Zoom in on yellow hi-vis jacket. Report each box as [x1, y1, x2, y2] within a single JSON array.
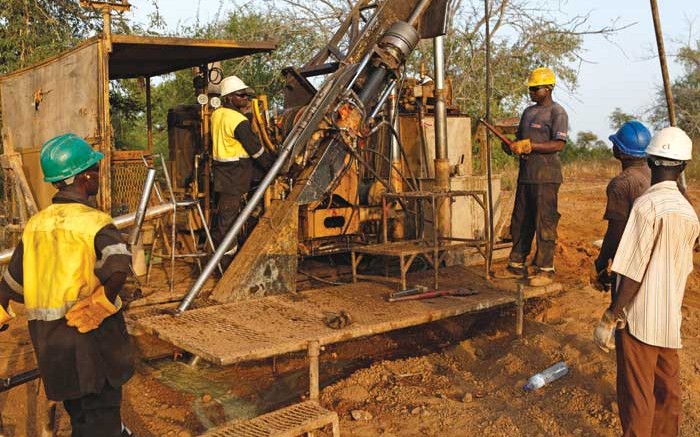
[[22, 203, 116, 321], [211, 107, 251, 162]]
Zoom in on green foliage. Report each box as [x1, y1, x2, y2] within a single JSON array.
[[407, 0, 585, 123], [560, 131, 612, 163], [650, 38, 700, 139], [608, 107, 636, 130], [0, 0, 624, 170], [108, 2, 330, 151], [177, 3, 327, 105], [0, 0, 102, 73], [110, 80, 146, 150], [647, 38, 700, 181]]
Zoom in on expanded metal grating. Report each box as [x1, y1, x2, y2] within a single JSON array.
[[199, 401, 338, 437], [111, 160, 151, 216], [134, 269, 557, 366]]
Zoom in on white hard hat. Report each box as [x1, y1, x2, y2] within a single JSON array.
[[646, 126, 693, 161], [220, 75, 250, 97]]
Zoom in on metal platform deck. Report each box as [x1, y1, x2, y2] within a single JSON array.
[[134, 267, 562, 367], [198, 401, 339, 437]]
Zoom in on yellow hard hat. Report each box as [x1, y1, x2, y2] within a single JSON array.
[[527, 67, 556, 87]]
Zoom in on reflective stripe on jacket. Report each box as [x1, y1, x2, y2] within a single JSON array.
[[211, 107, 251, 161], [22, 203, 115, 321]]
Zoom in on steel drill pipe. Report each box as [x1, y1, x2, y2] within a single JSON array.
[[0, 203, 174, 265], [128, 167, 157, 246], [433, 35, 451, 239]]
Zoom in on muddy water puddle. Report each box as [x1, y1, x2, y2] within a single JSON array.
[[146, 354, 371, 428], [143, 313, 482, 430]]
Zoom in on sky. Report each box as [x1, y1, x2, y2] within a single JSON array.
[[125, 0, 696, 143]]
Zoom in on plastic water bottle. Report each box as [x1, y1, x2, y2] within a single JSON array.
[[524, 361, 569, 391]]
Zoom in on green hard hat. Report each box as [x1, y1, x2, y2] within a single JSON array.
[[40, 133, 103, 183]]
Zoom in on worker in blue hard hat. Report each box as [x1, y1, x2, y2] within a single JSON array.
[[594, 126, 698, 436], [0, 133, 134, 436], [590, 120, 651, 297]]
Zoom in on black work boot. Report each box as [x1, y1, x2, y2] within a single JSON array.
[[503, 262, 527, 278]]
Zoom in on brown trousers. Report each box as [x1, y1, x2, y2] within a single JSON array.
[[616, 328, 681, 437], [508, 183, 561, 269]]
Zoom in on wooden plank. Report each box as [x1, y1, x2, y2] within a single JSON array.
[[111, 150, 150, 161], [0, 154, 38, 216]]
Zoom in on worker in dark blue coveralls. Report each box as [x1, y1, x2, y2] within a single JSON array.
[[504, 67, 569, 287]]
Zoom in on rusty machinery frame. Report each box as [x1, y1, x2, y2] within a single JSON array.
[[177, 0, 451, 313], [0, 2, 276, 223]]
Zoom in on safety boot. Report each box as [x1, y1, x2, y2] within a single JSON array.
[[502, 262, 526, 279], [529, 270, 555, 287]]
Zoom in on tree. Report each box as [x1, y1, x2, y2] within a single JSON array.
[[401, 0, 627, 123], [110, 2, 328, 152], [266, 0, 624, 120], [608, 107, 636, 130], [650, 39, 700, 139], [560, 131, 611, 162], [0, 0, 105, 74]]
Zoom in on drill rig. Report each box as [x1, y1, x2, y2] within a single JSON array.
[[175, 0, 467, 310], [0, 0, 494, 308]]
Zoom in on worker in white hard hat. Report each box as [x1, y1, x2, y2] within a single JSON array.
[[594, 126, 699, 437], [210, 75, 275, 268]]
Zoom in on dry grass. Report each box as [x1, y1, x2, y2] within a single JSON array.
[[563, 159, 619, 182], [496, 159, 620, 191], [684, 160, 700, 184], [498, 159, 699, 194]]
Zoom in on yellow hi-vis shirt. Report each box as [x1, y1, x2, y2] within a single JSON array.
[[21, 203, 116, 321], [211, 107, 251, 162]]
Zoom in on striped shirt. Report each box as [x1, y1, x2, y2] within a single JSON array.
[[612, 181, 699, 348]]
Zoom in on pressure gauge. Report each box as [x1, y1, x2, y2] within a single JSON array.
[[197, 93, 209, 105], [210, 96, 222, 109]]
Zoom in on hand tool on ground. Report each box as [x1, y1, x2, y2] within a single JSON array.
[[388, 288, 478, 302], [1, 368, 41, 393], [388, 285, 428, 299]]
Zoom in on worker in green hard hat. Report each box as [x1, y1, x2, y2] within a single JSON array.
[[0, 133, 134, 436]]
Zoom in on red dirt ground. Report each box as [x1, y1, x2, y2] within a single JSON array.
[[1, 174, 699, 436]]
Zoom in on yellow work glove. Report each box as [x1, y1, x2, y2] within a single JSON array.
[[65, 286, 118, 334], [1, 304, 16, 324], [593, 309, 622, 353], [509, 139, 532, 155]]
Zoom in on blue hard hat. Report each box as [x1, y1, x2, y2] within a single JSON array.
[[609, 121, 651, 158]]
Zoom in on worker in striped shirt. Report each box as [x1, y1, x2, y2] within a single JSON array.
[[594, 126, 699, 437]]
